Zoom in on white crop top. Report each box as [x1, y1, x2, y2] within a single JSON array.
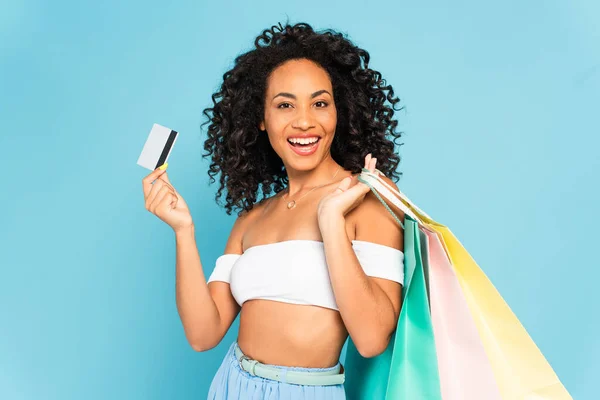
[[207, 239, 404, 311]]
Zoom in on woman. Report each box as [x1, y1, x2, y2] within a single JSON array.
[[142, 22, 406, 399]]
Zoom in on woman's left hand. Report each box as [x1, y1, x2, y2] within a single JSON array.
[[317, 153, 377, 222]]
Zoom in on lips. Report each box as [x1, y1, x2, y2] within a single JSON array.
[[287, 136, 321, 156]]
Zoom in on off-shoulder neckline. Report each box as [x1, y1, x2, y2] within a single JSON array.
[[220, 239, 403, 256]]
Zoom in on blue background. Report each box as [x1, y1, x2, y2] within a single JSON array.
[[1, 0, 597, 398]]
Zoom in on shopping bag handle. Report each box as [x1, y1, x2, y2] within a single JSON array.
[[357, 167, 432, 227]]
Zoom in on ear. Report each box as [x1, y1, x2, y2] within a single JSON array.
[[259, 121, 265, 131]]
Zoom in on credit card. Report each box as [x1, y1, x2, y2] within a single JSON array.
[[137, 123, 179, 171]]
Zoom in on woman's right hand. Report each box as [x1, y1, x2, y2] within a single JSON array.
[[142, 166, 193, 232]]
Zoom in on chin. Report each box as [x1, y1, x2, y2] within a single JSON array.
[[281, 140, 332, 170], [283, 158, 320, 172]]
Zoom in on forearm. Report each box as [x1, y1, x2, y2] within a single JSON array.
[[174, 225, 221, 348], [319, 217, 397, 357]]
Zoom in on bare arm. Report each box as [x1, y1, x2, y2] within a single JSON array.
[[319, 176, 404, 358], [175, 212, 249, 351]]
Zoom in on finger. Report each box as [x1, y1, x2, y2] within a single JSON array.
[[159, 171, 172, 185], [337, 176, 353, 191], [145, 180, 161, 208], [162, 191, 178, 211], [156, 192, 177, 214], [149, 187, 174, 213], [147, 185, 171, 211], [146, 184, 163, 210], [164, 183, 178, 208], [156, 172, 180, 199], [346, 178, 371, 197], [145, 176, 177, 206], [155, 175, 176, 193], [142, 168, 167, 198], [370, 157, 377, 172]]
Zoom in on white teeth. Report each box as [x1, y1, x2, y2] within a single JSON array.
[[288, 137, 319, 145]]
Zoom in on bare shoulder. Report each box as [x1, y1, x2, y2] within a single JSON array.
[[222, 194, 275, 254], [351, 175, 405, 252]]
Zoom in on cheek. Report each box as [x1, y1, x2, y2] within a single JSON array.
[[263, 110, 287, 133], [321, 108, 337, 134], [263, 113, 287, 149]]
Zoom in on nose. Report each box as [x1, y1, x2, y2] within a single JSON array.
[[291, 107, 316, 131]]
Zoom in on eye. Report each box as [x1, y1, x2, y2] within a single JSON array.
[[315, 101, 328, 108], [277, 103, 293, 109]]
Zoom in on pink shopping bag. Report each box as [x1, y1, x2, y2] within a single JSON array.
[[424, 228, 501, 400]]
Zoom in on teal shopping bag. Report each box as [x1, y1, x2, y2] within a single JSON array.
[[344, 216, 442, 399]]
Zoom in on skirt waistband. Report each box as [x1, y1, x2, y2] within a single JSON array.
[[233, 343, 345, 386]]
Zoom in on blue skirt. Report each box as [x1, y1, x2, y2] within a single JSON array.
[[207, 341, 346, 399]]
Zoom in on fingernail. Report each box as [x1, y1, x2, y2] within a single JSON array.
[[158, 163, 168, 170]]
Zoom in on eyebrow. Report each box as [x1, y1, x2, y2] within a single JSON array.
[[272, 89, 331, 101]]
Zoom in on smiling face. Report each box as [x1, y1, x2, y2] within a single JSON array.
[[259, 58, 337, 172]]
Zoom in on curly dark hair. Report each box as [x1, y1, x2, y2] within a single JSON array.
[[201, 21, 405, 216]]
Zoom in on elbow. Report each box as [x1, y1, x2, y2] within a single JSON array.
[[191, 343, 214, 352], [190, 338, 217, 352], [355, 334, 390, 359], [183, 317, 223, 352], [188, 332, 220, 353], [357, 343, 387, 359]]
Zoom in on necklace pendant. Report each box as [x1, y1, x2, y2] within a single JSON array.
[[287, 200, 296, 209]]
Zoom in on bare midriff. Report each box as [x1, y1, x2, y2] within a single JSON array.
[[236, 299, 348, 368]]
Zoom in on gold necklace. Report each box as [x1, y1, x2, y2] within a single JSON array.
[[283, 166, 342, 210]]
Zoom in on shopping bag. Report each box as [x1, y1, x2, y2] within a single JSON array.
[[419, 229, 432, 304], [425, 229, 502, 400], [385, 216, 442, 399], [357, 170, 498, 399], [358, 168, 572, 400], [433, 225, 571, 399], [344, 323, 394, 398], [344, 215, 441, 399]]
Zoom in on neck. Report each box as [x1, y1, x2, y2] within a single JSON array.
[[284, 155, 343, 197]]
